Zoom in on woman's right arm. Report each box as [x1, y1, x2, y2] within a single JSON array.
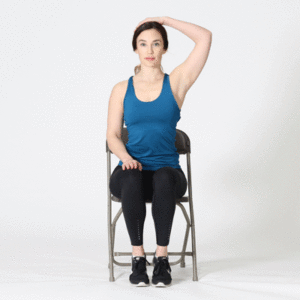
[[107, 135, 133, 163], [106, 82, 142, 171], [106, 81, 133, 162]]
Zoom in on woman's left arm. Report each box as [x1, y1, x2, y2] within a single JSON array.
[[164, 17, 212, 90]]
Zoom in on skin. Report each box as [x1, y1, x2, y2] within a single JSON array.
[[133, 28, 167, 83]]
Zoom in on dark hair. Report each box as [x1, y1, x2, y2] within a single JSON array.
[[132, 21, 168, 75]]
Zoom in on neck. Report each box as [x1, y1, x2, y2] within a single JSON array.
[[137, 67, 164, 82]]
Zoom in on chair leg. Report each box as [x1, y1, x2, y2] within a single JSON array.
[[186, 152, 199, 281], [108, 206, 123, 279], [191, 222, 198, 281], [108, 204, 115, 281], [176, 202, 190, 268], [189, 199, 199, 281], [108, 225, 116, 271], [107, 152, 115, 282], [108, 220, 116, 269], [112, 207, 123, 256], [181, 222, 190, 268], [112, 218, 116, 255]]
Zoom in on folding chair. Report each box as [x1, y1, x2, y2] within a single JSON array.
[[106, 123, 198, 282]]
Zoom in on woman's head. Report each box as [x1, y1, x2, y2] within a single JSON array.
[[132, 22, 168, 75]]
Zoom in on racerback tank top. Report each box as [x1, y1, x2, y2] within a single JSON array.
[[118, 73, 182, 171]]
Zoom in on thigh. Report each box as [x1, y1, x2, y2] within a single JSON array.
[[141, 170, 155, 201], [153, 167, 187, 198], [109, 165, 153, 200]]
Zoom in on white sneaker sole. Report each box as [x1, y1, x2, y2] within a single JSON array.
[[131, 281, 150, 287], [152, 281, 172, 287]]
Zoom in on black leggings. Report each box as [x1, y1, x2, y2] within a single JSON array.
[[109, 165, 188, 246]]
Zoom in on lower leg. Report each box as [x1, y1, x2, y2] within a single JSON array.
[[120, 172, 146, 251], [151, 170, 177, 254], [132, 245, 145, 256], [156, 245, 168, 257], [152, 192, 176, 251]]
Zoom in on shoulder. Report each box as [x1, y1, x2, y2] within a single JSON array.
[[112, 79, 130, 106], [113, 79, 129, 93]]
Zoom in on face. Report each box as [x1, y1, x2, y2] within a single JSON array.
[[134, 29, 166, 68]]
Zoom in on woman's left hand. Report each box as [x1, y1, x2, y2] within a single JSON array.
[[134, 17, 166, 32]]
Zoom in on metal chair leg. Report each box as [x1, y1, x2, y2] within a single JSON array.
[[107, 151, 115, 281], [108, 198, 115, 281], [176, 202, 191, 268], [187, 152, 198, 281]]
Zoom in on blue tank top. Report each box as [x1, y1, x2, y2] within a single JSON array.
[[118, 73, 182, 171]]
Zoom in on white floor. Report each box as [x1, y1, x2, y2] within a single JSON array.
[[0, 236, 299, 300]]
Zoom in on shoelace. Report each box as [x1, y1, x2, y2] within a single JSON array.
[[133, 257, 151, 273], [153, 258, 171, 276]]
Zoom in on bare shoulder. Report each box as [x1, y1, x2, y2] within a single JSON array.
[[107, 79, 130, 139], [112, 79, 129, 107]]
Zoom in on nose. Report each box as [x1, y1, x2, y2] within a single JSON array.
[[147, 47, 154, 53]]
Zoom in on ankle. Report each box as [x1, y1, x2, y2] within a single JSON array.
[[156, 245, 168, 257], [132, 245, 145, 256]]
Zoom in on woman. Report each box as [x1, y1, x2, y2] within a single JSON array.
[[107, 16, 212, 287]]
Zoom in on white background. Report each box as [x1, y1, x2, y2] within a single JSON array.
[[1, 0, 299, 299]]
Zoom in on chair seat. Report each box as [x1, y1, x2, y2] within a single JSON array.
[[111, 195, 189, 203]]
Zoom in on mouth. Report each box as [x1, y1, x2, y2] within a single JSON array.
[[145, 57, 155, 61]]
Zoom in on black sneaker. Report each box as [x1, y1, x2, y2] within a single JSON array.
[[129, 254, 151, 287], [152, 251, 172, 287]]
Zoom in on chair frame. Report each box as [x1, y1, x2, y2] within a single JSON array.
[[106, 123, 198, 281]]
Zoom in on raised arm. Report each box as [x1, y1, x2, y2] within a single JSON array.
[[165, 17, 212, 93]]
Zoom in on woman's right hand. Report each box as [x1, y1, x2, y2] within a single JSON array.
[[122, 158, 142, 171]]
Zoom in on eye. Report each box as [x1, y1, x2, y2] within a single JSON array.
[[140, 42, 160, 46]]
